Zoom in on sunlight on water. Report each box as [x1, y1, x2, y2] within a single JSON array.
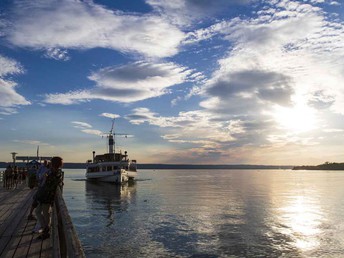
[[62, 169, 344, 257], [278, 194, 323, 252]]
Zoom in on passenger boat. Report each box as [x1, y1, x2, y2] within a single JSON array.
[[85, 121, 137, 184]]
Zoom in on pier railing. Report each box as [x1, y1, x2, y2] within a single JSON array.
[[52, 186, 85, 258]]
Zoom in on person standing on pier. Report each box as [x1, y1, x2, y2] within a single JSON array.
[[37, 160, 50, 187], [27, 160, 50, 221], [35, 156, 63, 240], [4, 165, 13, 189], [13, 166, 18, 188]]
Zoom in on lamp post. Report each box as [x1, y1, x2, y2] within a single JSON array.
[[11, 152, 17, 166]]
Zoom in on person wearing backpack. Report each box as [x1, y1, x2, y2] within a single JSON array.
[[35, 156, 63, 240]]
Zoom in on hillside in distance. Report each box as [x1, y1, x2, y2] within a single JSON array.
[[293, 162, 344, 170]]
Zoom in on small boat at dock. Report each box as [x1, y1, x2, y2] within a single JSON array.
[[85, 121, 137, 184]]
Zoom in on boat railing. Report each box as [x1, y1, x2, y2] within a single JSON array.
[[0, 170, 4, 187], [52, 186, 85, 258]]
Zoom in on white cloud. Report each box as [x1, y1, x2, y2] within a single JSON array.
[[146, 0, 253, 26], [44, 61, 195, 104], [71, 121, 103, 136], [13, 139, 50, 146], [100, 113, 121, 119], [124, 0, 344, 163], [0, 55, 30, 114], [193, 0, 344, 132], [125, 107, 237, 155], [309, 0, 340, 5], [5, 0, 185, 58], [80, 129, 103, 136], [0, 54, 23, 77], [71, 121, 92, 129], [0, 79, 30, 108], [44, 48, 70, 61], [323, 128, 344, 133], [44, 90, 92, 105]]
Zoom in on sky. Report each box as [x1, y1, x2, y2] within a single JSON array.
[[0, 0, 343, 165]]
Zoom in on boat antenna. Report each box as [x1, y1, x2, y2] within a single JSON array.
[[106, 118, 129, 153], [110, 119, 115, 134], [108, 119, 115, 154]]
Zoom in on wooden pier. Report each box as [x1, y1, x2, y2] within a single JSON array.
[[0, 173, 85, 258]]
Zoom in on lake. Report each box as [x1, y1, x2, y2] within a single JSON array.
[[62, 169, 344, 257]]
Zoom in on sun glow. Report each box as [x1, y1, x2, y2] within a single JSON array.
[[273, 104, 317, 133]]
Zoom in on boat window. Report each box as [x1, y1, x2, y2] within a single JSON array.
[[102, 166, 106, 171], [107, 166, 112, 171]]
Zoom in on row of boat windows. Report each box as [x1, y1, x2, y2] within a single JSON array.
[[87, 166, 122, 173]]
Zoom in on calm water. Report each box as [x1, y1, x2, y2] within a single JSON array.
[[62, 169, 344, 258]]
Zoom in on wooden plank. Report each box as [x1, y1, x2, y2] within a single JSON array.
[[0, 189, 28, 230], [0, 178, 85, 258], [28, 207, 53, 258], [0, 185, 27, 219], [3, 219, 36, 258], [0, 188, 35, 256], [0, 187, 31, 236], [28, 234, 45, 258], [51, 205, 60, 258], [40, 231, 53, 258]]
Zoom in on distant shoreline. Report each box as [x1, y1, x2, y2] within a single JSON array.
[[292, 162, 344, 170], [3, 161, 344, 170], [0, 161, 293, 170]]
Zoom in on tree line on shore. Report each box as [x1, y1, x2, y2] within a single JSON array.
[[292, 162, 344, 170]]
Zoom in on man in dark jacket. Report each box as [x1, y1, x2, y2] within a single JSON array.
[[35, 156, 63, 240]]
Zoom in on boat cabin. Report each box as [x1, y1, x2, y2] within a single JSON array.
[[93, 152, 128, 163]]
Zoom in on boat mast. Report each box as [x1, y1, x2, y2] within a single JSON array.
[[108, 119, 115, 154]]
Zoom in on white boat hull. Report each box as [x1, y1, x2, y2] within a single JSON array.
[[86, 169, 129, 184], [127, 170, 138, 180]]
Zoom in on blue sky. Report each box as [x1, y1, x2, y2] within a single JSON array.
[[0, 0, 343, 165]]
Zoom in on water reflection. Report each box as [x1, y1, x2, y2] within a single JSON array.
[[63, 169, 344, 257], [85, 181, 136, 227], [276, 192, 324, 253]]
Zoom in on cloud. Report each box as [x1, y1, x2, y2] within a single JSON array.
[[13, 139, 50, 146], [123, 0, 344, 163], [193, 0, 344, 130], [146, 0, 254, 26], [308, 90, 335, 109], [0, 54, 23, 77], [71, 121, 102, 136], [44, 48, 70, 61], [44, 90, 91, 105], [205, 70, 293, 106], [80, 129, 103, 136], [0, 55, 30, 114], [44, 61, 195, 104], [100, 113, 121, 119], [5, 0, 185, 58], [125, 107, 238, 152], [125, 107, 269, 163], [308, 0, 340, 5], [71, 121, 92, 129]]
